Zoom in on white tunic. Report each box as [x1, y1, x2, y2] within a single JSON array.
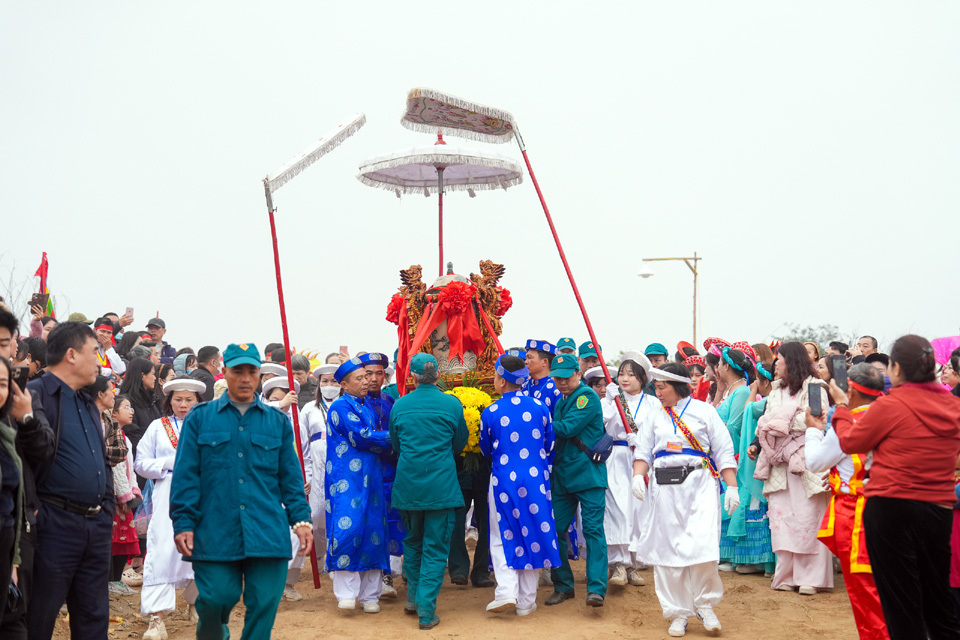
[[301, 400, 329, 522], [134, 416, 194, 589], [265, 399, 313, 571], [601, 390, 658, 549], [633, 398, 736, 567]]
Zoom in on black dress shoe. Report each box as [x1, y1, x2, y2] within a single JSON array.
[[450, 575, 468, 585], [545, 590, 575, 605], [472, 575, 495, 588], [586, 592, 604, 607]]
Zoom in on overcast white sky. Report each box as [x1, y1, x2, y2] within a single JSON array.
[[2, 2, 957, 359]]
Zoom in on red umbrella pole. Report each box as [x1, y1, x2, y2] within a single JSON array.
[[438, 167, 445, 277], [265, 189, 322, 589], [514, 130, 633, 433]]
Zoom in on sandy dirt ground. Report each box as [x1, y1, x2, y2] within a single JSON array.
[[64, 553, 859, 640]]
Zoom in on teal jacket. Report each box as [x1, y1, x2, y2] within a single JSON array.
[[389, 383, 468, 511], [170, 393, 311, 562], [551, 382, 607, 494]]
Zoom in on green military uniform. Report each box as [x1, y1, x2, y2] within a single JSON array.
[[548, 355, 608, 600], [389, 354, 468, 628]]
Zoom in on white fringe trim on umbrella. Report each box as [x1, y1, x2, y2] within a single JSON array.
[[264, 113, 366, 194], [400, 88, 515, 144], [356, 151, 523, 195]]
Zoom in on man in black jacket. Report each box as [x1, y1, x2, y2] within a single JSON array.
[[25, 322, 115, 640], [189, 345, 221, 401]]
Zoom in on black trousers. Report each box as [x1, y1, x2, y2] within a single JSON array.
[[864, 496, 960, 640], [448, 465, 490, 583], [26, 503, 112, 640], [0, 520, 35, 640], [0, 525, 14, 620]]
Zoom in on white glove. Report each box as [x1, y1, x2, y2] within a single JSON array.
[[625, 432, 640, 448], [605, 382, 619, 401], [723, 485, 740, 516], [631, 475, 646, 501]]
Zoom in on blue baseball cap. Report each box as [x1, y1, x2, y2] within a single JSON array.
[[556, 337, 576, 353], [410, 352, 438, 374], [578, 341, 601, 358], [526, 339, 557, 355], [644, 342, 669, 357], [549, 353, 580, 378], [223, 343, 262, 368]]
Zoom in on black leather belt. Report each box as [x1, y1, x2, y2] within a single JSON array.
[[41, 495, 103, 518]]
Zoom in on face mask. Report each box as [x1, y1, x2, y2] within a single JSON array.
[[320, 385, 340, 401]]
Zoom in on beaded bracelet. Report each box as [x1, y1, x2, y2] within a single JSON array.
[[293, 521, 313, 532]]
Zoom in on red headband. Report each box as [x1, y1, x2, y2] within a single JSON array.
[[849, 379, 883, 397]]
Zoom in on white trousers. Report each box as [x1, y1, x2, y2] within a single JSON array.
[[331, 570, 382, 604], [653, 563, 723, 620], [608, 544, 643, 568], [141, 579, 197, 616], [487, 483, 538, 610], [390, 555, 403, 575]]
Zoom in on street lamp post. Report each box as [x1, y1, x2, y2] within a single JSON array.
[[639, 252, 702, 346]]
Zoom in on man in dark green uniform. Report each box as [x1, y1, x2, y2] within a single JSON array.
[[544, 353, 608, 608], [389, 353, 469, 630]]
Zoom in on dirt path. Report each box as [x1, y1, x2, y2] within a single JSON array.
[[89, 562, 858, 640]]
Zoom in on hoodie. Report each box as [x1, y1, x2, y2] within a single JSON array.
[[834, 381, 960, 507]]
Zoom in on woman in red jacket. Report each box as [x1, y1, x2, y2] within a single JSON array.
[[831, 334, 960, 640]]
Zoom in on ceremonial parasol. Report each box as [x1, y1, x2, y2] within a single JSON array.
[[399, 88, 634, 433], [357, 134, 523, 276], [262, 112, 366, 588]]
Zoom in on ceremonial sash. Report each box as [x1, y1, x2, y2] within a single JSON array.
[[161, 416, 179, 449], [97, 349, 109, 369], [665, 406, 720, 479]]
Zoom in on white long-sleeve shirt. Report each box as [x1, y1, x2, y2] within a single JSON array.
[[805, 427, 871, 495], [98, 346, 126, 377]]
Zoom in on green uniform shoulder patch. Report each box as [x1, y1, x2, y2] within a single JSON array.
[[576, 395, 588, 410]]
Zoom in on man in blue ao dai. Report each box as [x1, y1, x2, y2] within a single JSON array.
[[324, 358, 393, 613], [481, 355, 561, 616]]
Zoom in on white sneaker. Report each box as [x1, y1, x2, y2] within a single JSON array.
[[608, 563, 628, 586], [668, 617, 688, 637], [122, 567, 143, 587], [283, 585, 303, 601], [798, 585, 817, 596], [698, 606, 721, 635], [337, 598, 356, 610], [776, 584, 795, 592], [142, 615, 167, 640], [381, 574, 397, 599], [717, 562, 735, 572], [486, 599, 517, 612], [465, 526, 479, 542], [187, 604, 199, 623], [516, 603, 537, 616], [735, 564, 761, 575], [627, 568, 645, 586], [361, 601, 380, 613]]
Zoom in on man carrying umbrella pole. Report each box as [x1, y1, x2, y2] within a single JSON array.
[[171, 343, 313, 640]]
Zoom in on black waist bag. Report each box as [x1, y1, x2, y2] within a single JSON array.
[[570, 434, 615, 464], [654, 464, 699, 485]]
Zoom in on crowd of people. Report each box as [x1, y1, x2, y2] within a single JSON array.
[[1, 298, 959, 639]]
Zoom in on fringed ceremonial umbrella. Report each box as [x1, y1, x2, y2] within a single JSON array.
[[262, 112, 366, 588], [399, 88, 633, 433], [357, 134, 523, 277]]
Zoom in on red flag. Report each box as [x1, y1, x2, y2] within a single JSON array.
[[34, 252, 48, 292]]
